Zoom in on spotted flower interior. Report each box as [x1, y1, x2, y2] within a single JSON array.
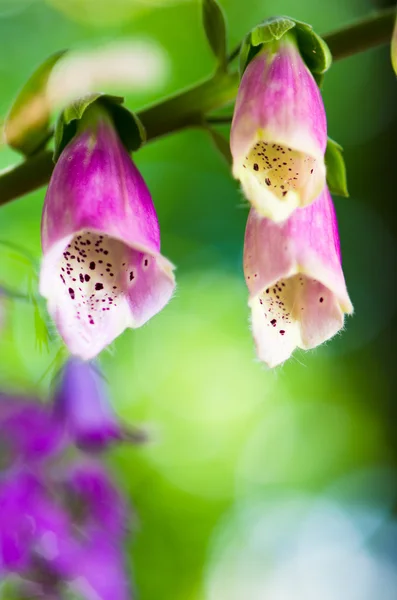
[[243, 141, 316, 201], [250, 273, 342, 367], [57, 231, 153, 350], [255, 275, 328, 334]]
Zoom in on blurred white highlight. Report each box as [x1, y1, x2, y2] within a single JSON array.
[[2, 39, 168, 152], [47, 40, 169, 109], [206, 488, 397, 600]]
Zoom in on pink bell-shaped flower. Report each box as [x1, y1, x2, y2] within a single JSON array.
[[40, 103, 175, 359], [244, 186, 353, 367], [231, 35, 327, 222]]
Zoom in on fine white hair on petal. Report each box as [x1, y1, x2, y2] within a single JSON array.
[[47, 39, 169, 110], [250, 273, 347, 368]]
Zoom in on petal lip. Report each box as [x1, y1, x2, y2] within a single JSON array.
[[40, 111, 175, 359], [244, 187, 353, 367]]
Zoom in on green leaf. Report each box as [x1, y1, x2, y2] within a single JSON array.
[[206, 127, 232, 164], [294, 20, 332, 77], [325, 137, 349, 197], [251, 16, 296, 46], [202, 0, 227, 69], [4, 50, 67, 156], [53, 94, 146, 161], [239, 16, 332, 83]]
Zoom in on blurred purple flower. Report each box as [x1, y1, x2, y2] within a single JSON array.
[[53, 358, 123, 452], [62, 460, 128, 539], [0, 460, 131, 598], [230, 34, 327, 222], [0, 468, 70, 575], [40, 102, 175, 360], [69, 533, 131, 600], [0, 396, 62, 469], [53, 461, 131, 598]]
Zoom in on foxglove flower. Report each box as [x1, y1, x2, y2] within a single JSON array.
[[54, 358, 122, 451], [40, 103, 175, 360], [231, 35, 327, 222], [244, 187, 353, 367]]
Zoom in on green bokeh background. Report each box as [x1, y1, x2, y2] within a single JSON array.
[[0, 0, 396, 598]]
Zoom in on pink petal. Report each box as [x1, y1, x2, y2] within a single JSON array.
[[231, 36, 327, 222]]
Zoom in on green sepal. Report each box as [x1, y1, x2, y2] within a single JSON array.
[[4, 50, 67, 156], [206, 126, 232, 165], [202, 0, 227, 70], [251, 16, 295, 46], [325, 137, 349, 197], [293, 19, 332, 84], [239, 16, 332, 84], [53, 93, 146, 162]]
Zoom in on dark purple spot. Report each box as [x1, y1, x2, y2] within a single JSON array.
[[68, 288, 75, 300], [280, 330, 285, 335], [89, 262, 95, 270], [319, 297, 324, 303], [95, 283, 104, 291]]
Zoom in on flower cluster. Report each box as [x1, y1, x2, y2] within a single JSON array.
[[37, 34, 352, 369], [0, 359, 134, 599], [231, 35, 353, 366]]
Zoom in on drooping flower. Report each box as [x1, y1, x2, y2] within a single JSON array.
[[40, 102, 175, 360], [0, 386, 132, 597], [230, 34, 327, 223], [0, 459, 131, 597], [53, 358, 123, 451], [244, 187, 353, 367]]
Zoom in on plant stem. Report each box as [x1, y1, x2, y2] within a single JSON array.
[[0, 150, 53, 206], [0, 7, 395, 207], [0, 284, 36, 303], [227, 5, 396, 64], [206, 114, 234, 124], [138, 70, 239, 140], [325, 6, 396, 60]]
